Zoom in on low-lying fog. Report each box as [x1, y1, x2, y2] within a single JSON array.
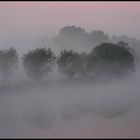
[[1, 2, 140, 138], [0, 64, 140, 138]]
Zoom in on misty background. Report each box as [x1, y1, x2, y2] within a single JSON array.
[[0, 1, 140, 138]]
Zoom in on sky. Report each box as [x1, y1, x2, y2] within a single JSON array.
[[0, 2, 140, 52]]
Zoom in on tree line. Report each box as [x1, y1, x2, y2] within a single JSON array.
[[0, 41, 135, 82]]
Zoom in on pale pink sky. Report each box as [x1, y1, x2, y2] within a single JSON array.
[[0, 2, 140, 36], [0, 2, 140, 51]]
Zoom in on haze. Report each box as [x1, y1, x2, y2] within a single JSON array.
[[0, 2, 140, 53], [0, 2, 140, 138]]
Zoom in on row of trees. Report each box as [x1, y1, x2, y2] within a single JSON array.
[[58, 42, 135, 79], [0, 41, 135, 82], [44, 26, 140, 63]]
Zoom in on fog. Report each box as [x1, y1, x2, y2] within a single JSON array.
[[1, 2, 140, 55], [0, 62, 139, 138], [0, 30, 140, 138], [0, 2, 140, 138], [0, 28, 140, 138]]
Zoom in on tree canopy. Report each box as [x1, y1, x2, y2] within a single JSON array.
[[57, 49, 81, 78], [0, 47, 18, 80], [87, 42, 135, 79], [23, 48, 56, 81]]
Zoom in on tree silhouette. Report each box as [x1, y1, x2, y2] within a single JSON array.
[[23, 48, 55, 81], [53, 25, 89, 52], [0, 47, 18, 80], [89, 30, 109, 46], [57, 49, 81, 78], [87, 42, 135, 79], [78, 52, 89, 77]]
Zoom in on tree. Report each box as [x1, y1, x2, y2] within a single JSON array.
[[53, 26, 111, 53], [23, 48, 56, 81], [59, 25, 86, 38], [0, 47, 18, 80], [57, 50, 81, 78], [53, 25, 89, 52], [87, 42, 135, 79], [110, 35, 140, 63], [117, 41, 136, 61], [89, 30, 109, 45], [78, 52, 89, 77]]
